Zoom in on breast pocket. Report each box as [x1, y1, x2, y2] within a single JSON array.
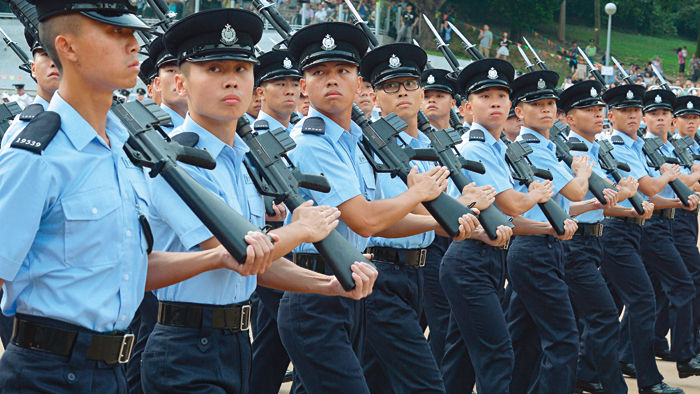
[[359, 160, 376, 199], [243, 173, 266, 224], [61, 189, 122, 266]]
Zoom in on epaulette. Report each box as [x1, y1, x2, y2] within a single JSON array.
[[469, 129, 485, 142], [301, 117, 325, 135], [10, 111, 61, 154], [521, 133, 540, 143], [170, 132, 199, 147], [568, 136, 581, 143], [611, 135, 624, 145], [18, 103, 44, 122]]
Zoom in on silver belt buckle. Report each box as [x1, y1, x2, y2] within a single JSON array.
[[501, 238, 511, 250], [240, 304, 251, 331], [417, 249, 427, 267], [118, 333, 135, 364]]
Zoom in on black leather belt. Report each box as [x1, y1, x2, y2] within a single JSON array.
[[10, 318, 134, 365], [293, 253, 326, 274], [157, 301, 251, 332], [366, 247, 427, 267], [606, 216, 645, 226], [574, 223, 604, 237], [651, 208, 675, 219]]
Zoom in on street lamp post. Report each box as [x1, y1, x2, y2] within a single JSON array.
[[604, 2, 616, 67]]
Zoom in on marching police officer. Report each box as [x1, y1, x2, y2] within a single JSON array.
[[354, 73, 376, 120], [139, 57, 160, 105], [254, 49, 303, 133], [148, 35, 187, 133], [421, 68, 455, 131], [502, 104, 521, 142]]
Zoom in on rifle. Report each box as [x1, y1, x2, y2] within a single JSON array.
[[253, 0, 295, 45], [522, 37, 549, 71], [596, 138, 646, 214], [668, 134, 700, 169], [502, 138, 571, 235], [238, 117, 373, 290], [0, 101, 21, 146], [421, 14, 460, 71], [111, 99, 269, 263], [516, 44, 537, 72], [0, 26, 31, 74], [577, 47, 606, 87], [144, 0, 176, 32], [637, 129, 694, 206], [447, 21, 484, 60], [611, 56, 634, 85]]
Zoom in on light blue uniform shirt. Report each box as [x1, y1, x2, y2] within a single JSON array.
[[515, 127, 573, 222], [644, 132, 678, 199], [147, 116, 263, 305], [457, 123, 515, 195], [603, 130, 650, 209], [256, 110, 292, 134], [244, 112, 257, 126], [0, 93, 150, 331], [370, 130, 435, 249], [288, 107, 376, 254], [566, 131, 606, 223], [159, 103, 185, 134], [3, 95, 52, 147]]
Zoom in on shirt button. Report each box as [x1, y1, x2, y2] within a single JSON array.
[[121, 315, 127, 321], [92, 207, 98, 214], [123, 274, 129, 281], [126, 230, 132, 237]]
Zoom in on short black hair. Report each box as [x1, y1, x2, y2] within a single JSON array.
[[38, 14, 81, 73]]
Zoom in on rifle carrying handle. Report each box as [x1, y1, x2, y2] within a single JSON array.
[[297, 174, 331, 193], [176, 146, 217, 170]]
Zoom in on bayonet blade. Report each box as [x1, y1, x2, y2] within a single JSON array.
[[523, 36, 543, 63], [447, 21, 473, 47], [650, 63, 667, 85], [344, 0, 365, 24], [611, 56, 630, 79], [517, 45, 533, 68], [577, 46, 596, 69], [422, 14, 446, 47]]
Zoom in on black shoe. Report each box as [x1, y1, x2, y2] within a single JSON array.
[[619, 362, 637, 378], [639, 382, 684, 394], [677, 356, 700, 378], [655, 349, 674, 362], [574, 381, 604, 393]]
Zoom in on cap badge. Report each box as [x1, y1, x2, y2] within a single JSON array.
[[688, 101, 694, 109], [221, 24, 238, 46], [654, 94, 662, 104], [537, 78, 546, 90], [590, 87, 598, 97], [321, 34, 336, 51], [427, 74, 435, 84], [283, 57, 293, 69], [487, 67, 498, 80], [626, 90, 634, 100], [389, 54, 401, 69]]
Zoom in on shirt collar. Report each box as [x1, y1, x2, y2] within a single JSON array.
[[521, 126, 555, 152], [612, 129, 639, 148], [470, 122, 500, 146], [48, 92, 126, 151], [177, 115, 249, 159], [160, 103, 185, 127], [308, 107, 362, 142], [397, 129, 430, 148], [33, 94, 50, 110], [568, 129, 597, 154], [257, 110, 289, 133]]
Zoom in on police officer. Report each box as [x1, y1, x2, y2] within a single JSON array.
[[139, 9, 377, 393], [440, 60, 553, 393], [354, 74, 376, 120], [249, 48, 303, 394], [279, 22, 471, 393], [506, 70, 588, 394], [502, 104, 521, 142], [245, 88, 262, 124], [135, 87, 146, 101], [139, 57, 160, 105], [558, 80, 631, 393], [297, 91, 310, 117], [421, 68, 455, 131], [0, 1, 265, 392], [358, 42, 482, 393], [23, 29, 58, 109], [599, 84, 683, 394], [632, 89, 700, 378], [148, 35, 186, 133], [10, 83, 33, 109]]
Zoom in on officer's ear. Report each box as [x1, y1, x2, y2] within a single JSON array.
[[175, 73, 187, 97], [300, 78, 308, 97], [514, 102, 525, 120], [356, 75, 364, 96], [30, 61, 37, 80], [256, 86, 264, 101]]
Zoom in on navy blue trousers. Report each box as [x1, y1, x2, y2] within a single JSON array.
[[632, 215, 696, 362], [0, 288, 13, 348], [141, 305, 252, 393], [0, 315, 127, 393], [362, 259, 445, 393], [278, 281, 368, 394], [563, 233, 627, 393], [600, 218, 663, 388], [126, 291, 158, 394], [421, 235, 452, 368], [440, 239, 513, 394], [250, 286, 291, 394], [506, 235, 579, 394]]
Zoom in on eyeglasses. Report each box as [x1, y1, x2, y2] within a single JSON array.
[[379, 79, 421, 94]]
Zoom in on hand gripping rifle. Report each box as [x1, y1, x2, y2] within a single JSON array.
[[237, 117, 373, 290], [502, 138, 572, 235], [612, 61, 696, 206], [421, 15, 514, 238], [596, 138, 646, 214], [111, 99, 269, 263]]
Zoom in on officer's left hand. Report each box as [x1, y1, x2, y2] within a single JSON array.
[[691, 162, 700, 175], [452, 212, 481, 242], [219, 231, 279, 276], [593, 188, 619, 209], [571, 155, 593, 179], [458, 183, 496, 211], [617, 176, 639, 200], [329, 262, 378, 300], [682, 193, 700, 211], [480, 225, 513, 247], [552, 219, 578, 241], [266, 202, 288, 222]]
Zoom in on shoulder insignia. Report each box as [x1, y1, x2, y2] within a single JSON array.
[[301, 117, 325, 135], [18, 103, 44, 122], [611, 135, 624, 145], [170, 132, 199, 147], [568, 136, 581, 143], [10, 111, 61, 154], [521, 133, 540, 143], [469, 129, 485, 142]]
